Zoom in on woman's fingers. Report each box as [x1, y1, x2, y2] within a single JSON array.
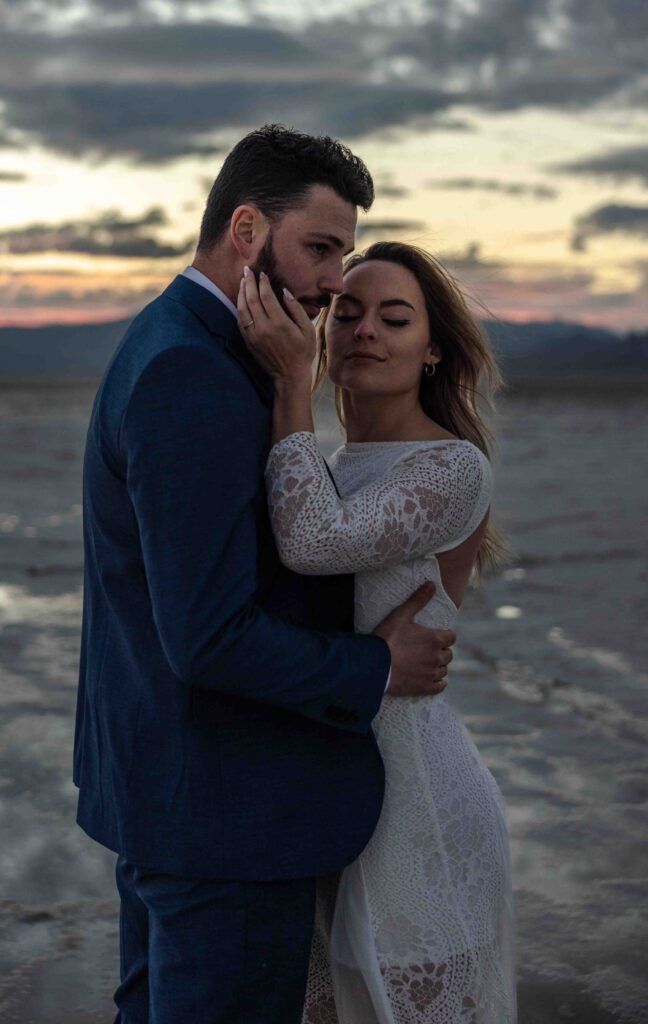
[[257, 273, 306, 338], [239, 268, 315, 369], [282, 288, 315, 334], [237, 278, 254, 330], [257, 271, 284, 321], [242, 266, 268, 326]]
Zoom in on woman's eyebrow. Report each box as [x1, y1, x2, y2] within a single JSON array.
[[380, 298, 415, 311], [336, 292, 415, 312]]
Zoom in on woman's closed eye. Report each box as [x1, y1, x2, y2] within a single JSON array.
[[333, 314, 410, 327]]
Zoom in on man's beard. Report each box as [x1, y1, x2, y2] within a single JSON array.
[[250, 230, 330, 317], [250, 231, 291, 312]]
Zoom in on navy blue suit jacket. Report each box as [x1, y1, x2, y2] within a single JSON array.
[[73, 275, 390, 880]]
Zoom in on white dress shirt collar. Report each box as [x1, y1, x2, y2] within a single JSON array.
[[182, 266, 238, 320]]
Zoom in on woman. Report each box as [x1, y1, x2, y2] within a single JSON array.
[[238, 242, 516, 1023]]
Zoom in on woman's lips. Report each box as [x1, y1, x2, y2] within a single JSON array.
[[345, 352, 385, 361]]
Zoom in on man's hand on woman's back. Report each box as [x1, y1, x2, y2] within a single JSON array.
[[374, 583, 456, 697]]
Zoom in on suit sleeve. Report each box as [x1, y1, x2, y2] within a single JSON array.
[[119, 345, 390, 733]]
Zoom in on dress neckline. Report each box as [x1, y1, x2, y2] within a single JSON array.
[[342, 439, 465, 453]]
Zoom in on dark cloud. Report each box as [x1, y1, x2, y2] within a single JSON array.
[[572, 203, 648, 251], [375, 176, 411, 199], [428, 178, 557, 200], [378, 186, 410, 198], [0, 23, 317, 86], [356, 219, 426, 240], [0, 0, 643, 165], [436, 242, 503, 271], [384, 0, 639, 111], [0, 208, 193, 258], [385, 0, 549, 69], [0, 79, 455, 163], [550, 146, 648, 187], [0, 170, 26, 181], [476, 61, 626, 113]]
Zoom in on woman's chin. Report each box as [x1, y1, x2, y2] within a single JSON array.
[[332, 365, 385, 391], [333, 378, 394, 400]]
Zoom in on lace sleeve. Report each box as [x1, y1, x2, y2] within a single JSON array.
[[265, 431, 492, 575]]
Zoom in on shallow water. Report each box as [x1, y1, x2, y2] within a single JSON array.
[[0, 380, 646, 1022]]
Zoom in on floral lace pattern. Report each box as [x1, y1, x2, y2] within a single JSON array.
[[265, 434, 492, 577], [265, 434, 516, 1023]]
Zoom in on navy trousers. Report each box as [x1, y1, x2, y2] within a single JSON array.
[[114, 857, 317, 1023]]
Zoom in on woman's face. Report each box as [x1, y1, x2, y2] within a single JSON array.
[[324, 260, 438, 399]]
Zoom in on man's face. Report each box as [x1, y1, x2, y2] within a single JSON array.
[[251, 184, 357, 317]]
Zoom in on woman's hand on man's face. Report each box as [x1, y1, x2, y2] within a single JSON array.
[[237, 267, 316, 385]]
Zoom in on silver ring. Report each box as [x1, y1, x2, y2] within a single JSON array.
[[242, 319, 255, 329]]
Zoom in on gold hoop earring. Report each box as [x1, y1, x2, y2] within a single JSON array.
[[424, 363, 436, 377]]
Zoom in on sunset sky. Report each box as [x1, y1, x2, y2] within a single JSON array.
[[0, 0, 646, 329]]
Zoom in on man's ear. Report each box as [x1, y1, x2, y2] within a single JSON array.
[[230, 204, 267, 258]]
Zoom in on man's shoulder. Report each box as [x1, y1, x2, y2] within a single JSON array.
[[91, 284, 239, 450], [119, 287, 219, 364], [106, 284, 234, 386]]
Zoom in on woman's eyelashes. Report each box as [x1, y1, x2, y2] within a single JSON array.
[[333, 314, 410, 327]]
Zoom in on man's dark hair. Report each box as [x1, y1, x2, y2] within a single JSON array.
[[197, 124, 374, 252]]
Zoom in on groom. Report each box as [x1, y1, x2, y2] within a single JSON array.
[[73, 124, 456, 1023]]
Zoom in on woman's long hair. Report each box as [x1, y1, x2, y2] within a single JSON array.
[[313, 241, 507, 575]]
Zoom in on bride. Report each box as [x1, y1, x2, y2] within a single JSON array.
[[238, 241, 517, 1024]]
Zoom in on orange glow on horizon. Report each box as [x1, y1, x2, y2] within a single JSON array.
[[0, 307, 134, 328], [0, 306, 638, 333]]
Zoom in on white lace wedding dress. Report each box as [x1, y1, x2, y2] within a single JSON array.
[[265, 432, 517, 1024]]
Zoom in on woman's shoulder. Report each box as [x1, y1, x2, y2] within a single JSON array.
[[329, 438, 491, 474], [393, 440, 493, 501], [395, 438, 490, 470]]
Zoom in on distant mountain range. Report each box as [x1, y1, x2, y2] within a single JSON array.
[[0, 318, 132, 377], [0, 315, 647, 379]]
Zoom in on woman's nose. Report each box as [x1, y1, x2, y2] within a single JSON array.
[[354, 318, 377, 340]]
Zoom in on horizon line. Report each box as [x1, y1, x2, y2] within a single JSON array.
[[0, 312, 642, 335]]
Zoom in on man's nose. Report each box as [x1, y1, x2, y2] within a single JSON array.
[[320, 264, 345, 296]]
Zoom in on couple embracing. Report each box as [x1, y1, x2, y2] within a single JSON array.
[[73, 124, 517, 1023]]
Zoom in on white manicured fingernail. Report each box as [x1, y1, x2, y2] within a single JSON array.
[[243, 265, 250, 276], [283, 287, 294, 300]]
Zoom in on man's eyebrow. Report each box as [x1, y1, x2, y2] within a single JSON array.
[[336, 292, 416, 312], [309, 233, 355, 256]]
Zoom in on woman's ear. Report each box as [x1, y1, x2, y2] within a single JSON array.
[[427, 345, 441, 367]]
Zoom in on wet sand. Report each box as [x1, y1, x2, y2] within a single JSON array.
[[1, 381, 647, 1022]]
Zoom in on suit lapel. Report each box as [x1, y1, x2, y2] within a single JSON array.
[[163, 275, 274, 406], [223, 329, 275, 407]]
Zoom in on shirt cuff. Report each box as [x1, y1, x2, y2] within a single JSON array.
[[384, 667, 391, 694]]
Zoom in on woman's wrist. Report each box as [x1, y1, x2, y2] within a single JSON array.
[[272, 368, 313, 394], [271, 372, 314, 443]]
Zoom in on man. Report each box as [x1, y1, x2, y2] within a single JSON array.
[[74, 124, 455, 1023]]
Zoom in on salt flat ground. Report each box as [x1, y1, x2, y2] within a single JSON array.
[[0, 380, 646, 1023]]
